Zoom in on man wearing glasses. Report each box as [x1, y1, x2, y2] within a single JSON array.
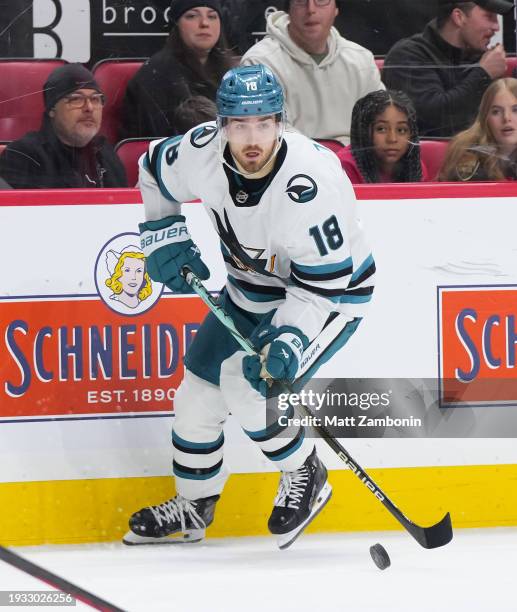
[[241, 0, 384, 145], [0, 64, 127, 189]]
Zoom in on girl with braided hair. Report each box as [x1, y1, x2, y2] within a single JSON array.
[[338, 89, 429, 183]]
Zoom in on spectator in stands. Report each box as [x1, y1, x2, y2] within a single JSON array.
[[173, 95, 217, 134], [382, 0, 513, 138], [120, 0, 235, 139], [439, 77, 517, 180], [0, 64, 127, 189], [338, 90, 428, 183], [241, 0, 384, 144]]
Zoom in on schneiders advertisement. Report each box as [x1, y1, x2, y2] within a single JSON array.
[[1, 194, 517, 480], [2, 197, 517, 422]]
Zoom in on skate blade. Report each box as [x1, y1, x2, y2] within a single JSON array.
[[276, 482, 332, 551], [122, 528, 205, 546]]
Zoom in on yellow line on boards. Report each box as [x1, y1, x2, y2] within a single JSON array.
[[1, 464, 516, 546]]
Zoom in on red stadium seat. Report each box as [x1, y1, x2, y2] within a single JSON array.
[[505, 56, 517, 77], [0, 59, 66, 141], [419, 139, 449, 181], [375, 57, 384, 72], [93, 58, 147, 144], [115, 138, 153, 186], [315, 138, 345, 154], [0, 144, 6, 156]]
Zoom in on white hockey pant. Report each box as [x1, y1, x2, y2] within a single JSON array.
[[172, 351, 313, 500]]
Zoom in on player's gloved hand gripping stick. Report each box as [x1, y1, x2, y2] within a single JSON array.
[[140, 215, 209, 294], [243, 323, 307, 397], [181, 267, 453, 550]]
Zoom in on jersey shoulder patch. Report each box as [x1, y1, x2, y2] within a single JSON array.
[[189, 122, 218, 149], [285, 174, 318, 203]]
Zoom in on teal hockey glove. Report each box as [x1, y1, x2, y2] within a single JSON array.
[[139, 215, 209, 293], [242, 324, 308, 397]]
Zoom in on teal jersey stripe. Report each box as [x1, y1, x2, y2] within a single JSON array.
[[266, 429, 305, 462], [331, 293, 373, 304], [172, 431, 224, 451], [351, 254, 375, 283], [292, 257, 353, 275], [173, 465, 222, 480], [244, 405, 295, 441]]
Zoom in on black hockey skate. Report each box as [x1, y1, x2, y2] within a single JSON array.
[[122, 494, 219, 545], [268, 447, 332, 550]]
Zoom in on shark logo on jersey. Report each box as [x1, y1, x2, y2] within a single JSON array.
[[190, 125, 218, 149], [286, 175, 318, 203], [231, 246, 266, 273], [212, 208, 279, 278]]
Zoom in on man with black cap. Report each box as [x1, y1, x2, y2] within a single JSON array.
[[120, 0, 235, 140], [383, 0, 514, 138], [0, 63, 127, 189]]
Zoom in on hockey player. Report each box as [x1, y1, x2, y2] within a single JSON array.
[[124, 65, 375, 549]]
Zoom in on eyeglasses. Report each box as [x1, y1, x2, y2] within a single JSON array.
[[63, 93, 106, 109], [291, 0, 332, 6]]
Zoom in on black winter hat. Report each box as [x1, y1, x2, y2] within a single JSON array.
[[438, 0, 513, 15], [44, 63, 102, 111], [170, 0, 222, 24]]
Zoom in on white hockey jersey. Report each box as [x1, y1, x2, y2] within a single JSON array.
[[139, 123, 375, 343]]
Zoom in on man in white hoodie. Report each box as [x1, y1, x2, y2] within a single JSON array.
[[241, 0, 384, 145]]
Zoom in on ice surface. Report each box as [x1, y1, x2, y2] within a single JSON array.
[[1, 528, 515, 612]]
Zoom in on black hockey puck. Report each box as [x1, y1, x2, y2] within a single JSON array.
[[369, 543, 391, 570]]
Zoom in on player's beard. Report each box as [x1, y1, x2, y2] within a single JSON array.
[[231, 141, 277, 177]]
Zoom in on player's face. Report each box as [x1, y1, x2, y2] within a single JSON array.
[[120, 257, 145, 297], [288, 0, 338, 53], [458, 6, 499, 51], [225, 116, 279, 174], [178, 7, 221, 57], [486, 88, 517, 153], [371, 104, 411, 171], [50, 88, 103, 148]]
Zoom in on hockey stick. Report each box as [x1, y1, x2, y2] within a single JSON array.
[[0, 545, 126, 612], [182, 268, 453, 550]]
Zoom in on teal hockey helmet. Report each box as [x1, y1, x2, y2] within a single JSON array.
[[216, 65, 284, 118]]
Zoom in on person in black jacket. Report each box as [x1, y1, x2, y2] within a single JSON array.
[[119, 0, 236, 140], [0, 64, 127, 189], [382, 0, 513, 138]]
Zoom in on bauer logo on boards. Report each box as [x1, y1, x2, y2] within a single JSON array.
[[438, 285, 517, 407]]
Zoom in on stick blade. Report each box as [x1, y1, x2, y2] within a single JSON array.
[[408, 512, 453, 549]]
